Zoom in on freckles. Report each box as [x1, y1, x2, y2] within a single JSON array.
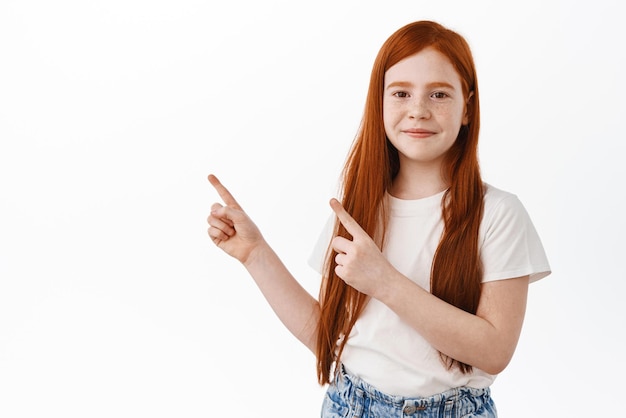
[[435, 106, 450, 116], [432, 101, 452, 113], [434, 104, 462, 121]]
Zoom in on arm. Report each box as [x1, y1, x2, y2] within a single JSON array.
[[379, 271, 528, 375], [207, 175, 319, 352], [330, 198, 528, 375]]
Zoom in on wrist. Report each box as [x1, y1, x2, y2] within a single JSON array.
[[377, 271, 415, 306], [242, 239, 272, 270]]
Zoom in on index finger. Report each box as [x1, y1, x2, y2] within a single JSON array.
[[208, 174, 243, 210], [329, 198, 366, 238]]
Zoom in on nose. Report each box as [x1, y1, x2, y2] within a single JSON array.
[[408, 97, 431, 120]]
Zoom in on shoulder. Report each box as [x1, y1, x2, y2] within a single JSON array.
[[483, 183, 520, 210], [481, 183, 532, 236], [484, 183, 524, 218]]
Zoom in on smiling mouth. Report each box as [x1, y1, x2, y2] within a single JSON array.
[[403, 129, 435, 138]]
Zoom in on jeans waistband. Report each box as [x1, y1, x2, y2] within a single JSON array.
[[333, 364, 496, 417]]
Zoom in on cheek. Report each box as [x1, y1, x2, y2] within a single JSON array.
[[382, 107, 393, 134], [383, 103, 402, 129], [436, 106, 464, 129]]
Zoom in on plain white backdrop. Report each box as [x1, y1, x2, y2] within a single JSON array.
[[1, 0, 624, 416]]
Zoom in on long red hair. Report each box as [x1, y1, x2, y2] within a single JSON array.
[[316, 20, 484, 384]]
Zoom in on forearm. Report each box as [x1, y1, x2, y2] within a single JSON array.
[[243, 241, 320, 353], [378, 272, 527, 375]]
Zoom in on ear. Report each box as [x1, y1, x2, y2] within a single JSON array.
[[462, 91, 474, 125]]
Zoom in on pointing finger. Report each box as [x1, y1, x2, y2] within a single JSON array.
[[329, 198, 366, 239], [208, 174, 243, 210]]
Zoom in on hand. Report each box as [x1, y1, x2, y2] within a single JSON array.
[[207, 174, 264, 264], [330, 198, 398, 298]]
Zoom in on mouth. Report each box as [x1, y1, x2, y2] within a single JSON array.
[[402, 128, 435, 138]]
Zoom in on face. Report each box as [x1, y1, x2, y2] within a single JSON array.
[[383, 47, 469, 174]]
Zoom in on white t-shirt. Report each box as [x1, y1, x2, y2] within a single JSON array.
[[308, 183, 551, 397]]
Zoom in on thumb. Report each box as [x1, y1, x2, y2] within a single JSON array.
[[211, 203, 247, 225]]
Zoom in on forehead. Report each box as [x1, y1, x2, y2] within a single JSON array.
[[384, 47, 463, 89]]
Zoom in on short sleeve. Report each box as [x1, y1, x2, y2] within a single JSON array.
[[480, 189, 551, 283]]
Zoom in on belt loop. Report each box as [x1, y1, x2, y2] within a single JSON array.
[[351, 388, 365, 418], [443, 388, 457, 417]]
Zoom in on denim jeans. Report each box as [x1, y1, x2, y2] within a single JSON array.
[[321, 365, 497, 417]]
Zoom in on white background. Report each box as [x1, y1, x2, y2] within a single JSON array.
[[1, 1, 624, 417]]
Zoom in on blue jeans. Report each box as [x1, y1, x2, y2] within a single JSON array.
[[321, 365, 497, 417]]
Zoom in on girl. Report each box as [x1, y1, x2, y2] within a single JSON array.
[[208, 20, 550, 418]]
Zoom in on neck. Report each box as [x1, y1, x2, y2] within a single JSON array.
[[390, 163, 447, 200]]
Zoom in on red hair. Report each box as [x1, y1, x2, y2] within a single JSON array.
[[316, 21, 484, 384]]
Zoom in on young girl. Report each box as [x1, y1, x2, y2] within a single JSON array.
[[208, 20, 550, 418]]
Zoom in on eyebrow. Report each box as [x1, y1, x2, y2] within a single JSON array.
[[385, 81, 457, 90]]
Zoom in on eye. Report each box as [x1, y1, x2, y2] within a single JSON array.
[[431, 91, 449, 99], [393, 91, 410, 98]]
